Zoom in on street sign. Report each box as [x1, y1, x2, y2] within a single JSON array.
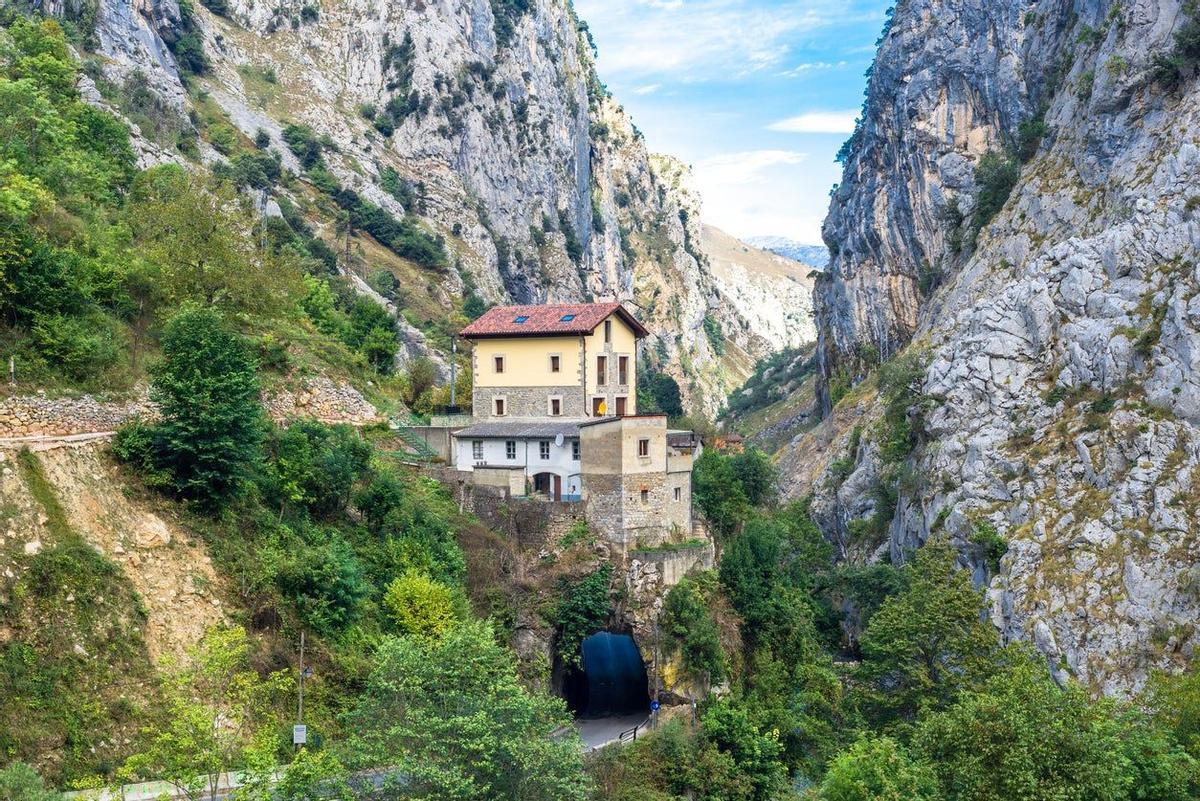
[[650, 700, 660, 711], [293, 724, 308, 745]]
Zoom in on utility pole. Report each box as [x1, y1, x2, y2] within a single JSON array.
[[450, 334, 457, 410], [294, 631, 310, 750]]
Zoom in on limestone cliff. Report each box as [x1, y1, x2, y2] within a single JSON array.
[[53, 0, 770, 415], [789, 0, 1200, 695]]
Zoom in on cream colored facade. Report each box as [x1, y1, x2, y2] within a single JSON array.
[[470, 311, 638, 420]]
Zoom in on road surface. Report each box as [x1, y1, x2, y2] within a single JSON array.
[[575, 714, 649, 751]]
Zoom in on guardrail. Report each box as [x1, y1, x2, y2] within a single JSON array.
[[618, 722, 642, 743]]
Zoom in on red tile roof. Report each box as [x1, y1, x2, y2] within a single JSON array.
[[459, 302, 649, 339]]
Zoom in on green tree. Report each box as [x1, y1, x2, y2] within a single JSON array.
[[855, 539, 998, 722], [344, 620, 591, 800], [700, 700, 790, 801], [261, 421, 372, 518], [148, 306, 264, 509], [819, 737, 936, 801], [730, 447, 777, 507], [120, 627, 289, 801], [693, 449, 750, 542], [276, 531, 367, 634], [661, 572, 727, 684], [912, 656, 1196, 801], [554, 565, 611, 668], [126, 165, 301, 315], [0, 763, 61, 801], [1146, 667, 1200, 758], [384, 570, 463, 640]]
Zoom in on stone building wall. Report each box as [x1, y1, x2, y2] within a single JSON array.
[[0, 377, 382, 438], [471, 384, 586, 419]]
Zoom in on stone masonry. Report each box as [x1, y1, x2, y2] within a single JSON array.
[[0, 377, 382, 439]]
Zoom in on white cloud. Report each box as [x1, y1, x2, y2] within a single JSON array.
[[767, 110, 859, 134], [690, 149, 828, 241], [776, 60, 846, 78], [575, 0, 842, 80], [694, 150, 808, 186], [632, 83, 662, 95]]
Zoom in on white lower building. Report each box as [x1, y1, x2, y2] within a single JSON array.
[[452, 420, 584, 501]]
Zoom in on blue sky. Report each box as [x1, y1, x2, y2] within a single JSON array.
[[573, 0, 890, 244]]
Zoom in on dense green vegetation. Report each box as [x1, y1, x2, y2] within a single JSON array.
[[0, 11, 451, 404], [594, 447, 1200, 800]]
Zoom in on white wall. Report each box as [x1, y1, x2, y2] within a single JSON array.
[[454, 436, 582, 495]]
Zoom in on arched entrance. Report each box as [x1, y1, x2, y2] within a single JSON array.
[[563, 632, 650, 718], [533, 471, 562, 501]]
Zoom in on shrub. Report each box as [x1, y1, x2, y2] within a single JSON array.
[[702, 315, 726, 356], [277, 532, 367, 634], [662, 573, 727, 683], [554, 565, 610, 668], [383, 571, 462, 640], [970, 519, 1008, 574], [970, 152, 1020, 242], [819, 737, 937, 801]]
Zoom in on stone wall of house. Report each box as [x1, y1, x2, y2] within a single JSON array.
[[471, 384, 587, 419], [0, 377, 382, 438]]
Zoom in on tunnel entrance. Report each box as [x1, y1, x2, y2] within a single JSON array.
[[563, 632, 650, 718]]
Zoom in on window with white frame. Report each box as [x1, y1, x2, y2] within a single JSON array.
[[472, 440, 484, 460], [539, 441, 551, 460], [506, 440, 517, 460], [637, 438, 650, 457]]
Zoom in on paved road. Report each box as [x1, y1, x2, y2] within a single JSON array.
[[575, 714, 650, 751]]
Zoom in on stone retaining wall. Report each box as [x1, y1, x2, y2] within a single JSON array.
[[0, 377, 382, 438]]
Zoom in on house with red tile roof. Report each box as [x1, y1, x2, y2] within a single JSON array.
[[447, 301, 698, 549]]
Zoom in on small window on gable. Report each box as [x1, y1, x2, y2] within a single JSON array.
[[494, 355, 505, 374], [560, 314, 576, 322], [539, 441, 551, 460], [506, 440, 517, 460], [638, 438, 650, 457], [604, 319, 612, 343], [514, 315, 529, 324]]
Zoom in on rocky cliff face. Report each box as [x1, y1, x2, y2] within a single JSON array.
[[792, 0, 1200, 695], [57, 0, 769, 415]]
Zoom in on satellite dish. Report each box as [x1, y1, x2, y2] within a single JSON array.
[[555, 433, 565, 447]]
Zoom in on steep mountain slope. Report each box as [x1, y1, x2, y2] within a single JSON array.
[[783, 0, 1200, 694], [701, 224, 817, 351], [55, 0, 768, 414]]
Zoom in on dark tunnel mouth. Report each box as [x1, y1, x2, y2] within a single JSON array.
[[562, 631, 650, 719]]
